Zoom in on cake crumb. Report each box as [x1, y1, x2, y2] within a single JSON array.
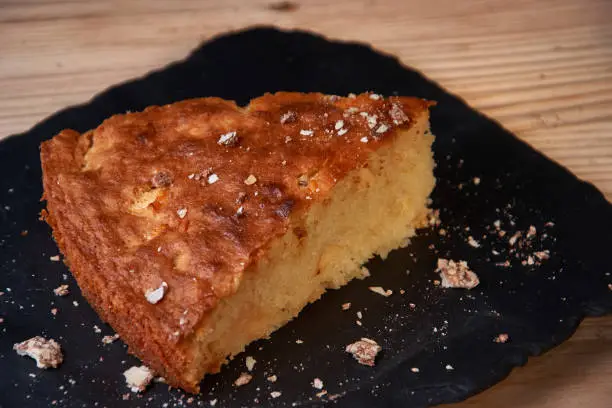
[[334, 120, 344, 130], [316, 390, 328, 398], [177, 208, 188, 219], [207, 173, 219, 184], [345, 338, 381, 366], [13, 336, 63, 369], [266, 375, 277, 383], [341, 302, 351, 311], [145, 282, 168, 304], [270, 391, 282, 399], [209, 399, 217, 406], [467, 236, 480, 248], [53, 284, 69, 297], [50, 308, 58, 316], [473, 177, 481, 185], [312, 378, 324, 389], [244, 175, 257, 185], [410, 367, 420, 373], [368, 286, 393, 297], [280, 111, 296, 124], [123, 365, 154, 392], [102, 334, 120, 345], [436, 259, 479, 289], [445, 364, 454, 371], [295, 339, 304, 344], [360, 136, 369, 143], [234, 372, 253, 387], [300, 129, 314, 137], [494, 333, 510, 343], [49, 255, 60, 262], [245, 356, 256, 371]]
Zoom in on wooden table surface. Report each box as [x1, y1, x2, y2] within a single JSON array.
[[1, 0, 611, 406]]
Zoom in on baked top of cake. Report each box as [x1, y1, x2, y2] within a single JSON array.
[[40, 92, 432, 347]]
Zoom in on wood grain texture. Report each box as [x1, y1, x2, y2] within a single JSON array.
[[1, 0, 610, 406]]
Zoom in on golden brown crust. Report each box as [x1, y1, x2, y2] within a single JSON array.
[[40, 92, 432, 391]]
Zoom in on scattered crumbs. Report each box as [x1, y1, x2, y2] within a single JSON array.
[[399, 289, 405, 295], [236, 206, 245, 217], [368, 286, 393, 297], [207, 173, 219, 184], [356, 311, 363, 319], [436, 259, 480, 289], [316, 390, 328, 398], [360, 136, 369, 143], [445, 364, 454, 371], [93, 325, 102, 334], [295, 339, 304, 344], [72, 301, 79, 307], [334, 120, 344, 130], [234, 372, 253, 387], [102, 334, 120, 345], [360, 266, 371, 278], [410, 367, 420, 373], [348, 93, 357, 99], [217, 131, 238, 146], [13, 337, 63, 369], [300, 129, 314, 137], [122, 393, 130, 401], [494, 333, 510, 343], [53, 285, 69, 297], [508, 232, 521, 246], [473, 177, 481, 185], [337, 128, 348, 136], [433, 279, 441, 286], [345, 338, 381, 366], [145, 282, 168, 304], [312, 378, 324, 390], [177, 208, 187, 219], [341, 302, 351, 311], [545, 221, 555, 227], [492, 249, 500, 255], [280, 111, 296, 124], [49, 255, 60, 262], [284, 136, 292, 143], [527, 225, 537, 238], [244, 175, 257, 185], [245, 356, 256, 371], [356, 320, 362, 326], [281, 160, 287, 166], [369, 93, 381, 100], [409, 303, 416, 309], [270, 391, 282, 399], [123, 365, 154, 392], [467, 236, 480, 248], [20, 230, 28, 236], [493, 220, 501, 229], [534, 250, 550, 260], [209, 399, 217, 407], [266, 375, 277, 383]]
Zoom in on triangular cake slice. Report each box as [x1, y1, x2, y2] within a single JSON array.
[[40, 92, 435, 392]]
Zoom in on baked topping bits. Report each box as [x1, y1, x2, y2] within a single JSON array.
[[494, 333, 510, 343], [369, 286, 393, 297], [207, 173, 219, 184], [345, 338, 381, 366], [151, 171, 173, 188], [334, 120, 344, 130], [436, 259, 480, 289], [102, 334, 120, 345], [244, 175, 257, 185], [14, 336, 63, 369], [234, 372, 253, 387], [365, 113, 378, 129], [236, 206, 245, 217], [53, 284, 69, 297], [245, 355, 256, 371], [360, 137, 369, 143], [312, 378, 324, 389], [337, 128, 348, 136], [270, 391, 282, 399], [280, 111, 296, 124], [284, 136, 292, 143], [389, 103, 409, 125], [300, 129, 314, 137], [369, 93, 381, 100], [49, 255, 60, 262], [217, 131, 238, 146], [508, 232, 521, 246], [177, 208, 187, 219], [123, 365, 154, 392], [145, 282, 168, 304], [375, 124, 389, 134], [341, 302, 351, 310]]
